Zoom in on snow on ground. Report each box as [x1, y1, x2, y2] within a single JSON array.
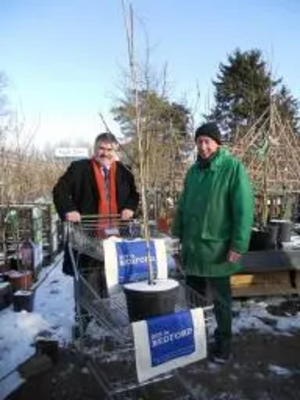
[[0, 257, 300, 399], [268, 364, 294, 377], [232, 298, 300, 334], [0, 257, 74, 399]]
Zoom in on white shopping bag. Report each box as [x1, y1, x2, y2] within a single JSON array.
[[103, 238, 168, 294], [132, 307, 207, 383]]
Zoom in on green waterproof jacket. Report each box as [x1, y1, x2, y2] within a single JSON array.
[[172, 147, 254, 277]]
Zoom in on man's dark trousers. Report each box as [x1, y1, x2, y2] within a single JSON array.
[[186, 275, 232, 352]]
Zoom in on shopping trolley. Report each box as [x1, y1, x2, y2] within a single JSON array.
[[67, 215, 214, 399]]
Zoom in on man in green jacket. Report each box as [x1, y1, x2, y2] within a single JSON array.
[[172, 122, 254, 363]]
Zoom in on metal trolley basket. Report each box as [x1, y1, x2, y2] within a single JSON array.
[[67, 216, 214, 399]]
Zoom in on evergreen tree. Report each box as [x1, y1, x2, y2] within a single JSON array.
[[207, 49, 299, 138], [275, 84, 300, 133], [112, 89, 191, 200], [112, 89, 190, 140]]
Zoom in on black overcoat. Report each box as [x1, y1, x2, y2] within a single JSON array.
[[53, 159, 140, 275]]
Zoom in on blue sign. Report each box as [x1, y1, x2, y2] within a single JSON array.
[[116, 240, 157, 284], [147, 310, 195, 367]]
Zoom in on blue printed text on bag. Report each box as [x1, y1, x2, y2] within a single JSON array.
[[147, 310, 195, 367], [116, 240, 157, 284]]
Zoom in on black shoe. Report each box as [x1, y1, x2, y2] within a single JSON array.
[[210, 341, 231, 364], [212, 350, 231, 364]]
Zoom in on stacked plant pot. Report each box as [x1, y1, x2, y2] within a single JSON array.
[[249, 220, 292, 251], [6, 270, 35, 312]]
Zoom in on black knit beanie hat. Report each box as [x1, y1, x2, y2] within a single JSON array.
[[195, 122, 221, 144]]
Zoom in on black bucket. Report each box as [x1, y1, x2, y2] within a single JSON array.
[[249, 228, 277, 251], [123, 279, 179, 323], [13, 290, 35, 312], [36, 338, 59, 363], [269, 219, 292, 246], [0, 282, 13, 310], [268, 223, 279, 247], [277, 221, 292, 243]]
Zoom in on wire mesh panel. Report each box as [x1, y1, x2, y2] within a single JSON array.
[[68, 215, 180, 261]]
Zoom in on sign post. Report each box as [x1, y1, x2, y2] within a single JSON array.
[[54, 147, 90, 159]]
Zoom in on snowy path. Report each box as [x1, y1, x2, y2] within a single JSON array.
[[0, 257, 74, 399]]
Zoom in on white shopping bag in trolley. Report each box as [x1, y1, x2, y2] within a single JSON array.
[[103, 237, 169, 294], [132, 308, 207, 383]]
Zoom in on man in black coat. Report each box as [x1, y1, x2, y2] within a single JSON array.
[[53, 132, 139, 333], [53, 133, 139, 224], [53, 132, 139, 275]]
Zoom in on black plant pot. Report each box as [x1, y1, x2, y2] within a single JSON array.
[[123, 279, 179, 323], [36, 338, 59, 363], [277, 220, 292, 243], [249, 228, 277, 251], [0, 282, 13, 310], [13, 290, 35, 312], [269, 219, 292, 247]]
